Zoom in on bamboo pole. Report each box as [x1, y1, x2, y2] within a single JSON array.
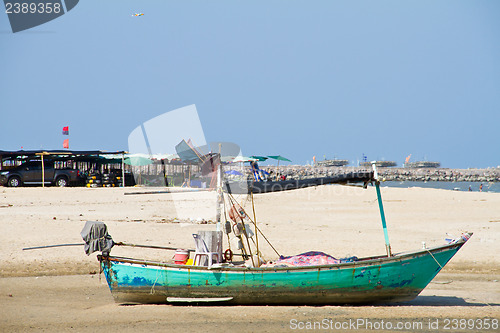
[[226, 192, 280, 257], [23, 242, 194, 252], [23, 243, 84, 250], [251, 191, 260, 265], [115, 242, 194, 252]]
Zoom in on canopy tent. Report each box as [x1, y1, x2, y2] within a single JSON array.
[[0, 149, 127, 159], [124, 156, 153, 166], [0, 150, 129, 186]]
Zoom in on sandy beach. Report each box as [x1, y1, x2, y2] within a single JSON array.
[[1, 185, 499, 332]]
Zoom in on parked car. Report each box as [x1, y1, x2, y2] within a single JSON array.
[[0, 160, 81, 187]]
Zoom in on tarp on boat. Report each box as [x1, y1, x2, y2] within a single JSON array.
[[80, 221, 114, 255], [262, 251, 340, 267]]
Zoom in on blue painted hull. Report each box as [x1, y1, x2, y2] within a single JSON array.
[[99, 239, 467, 305]]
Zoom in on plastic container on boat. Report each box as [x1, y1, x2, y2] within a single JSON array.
[[174, 249, 189, 264]]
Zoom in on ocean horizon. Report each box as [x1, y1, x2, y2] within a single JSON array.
[[381, 181, 500, 193]]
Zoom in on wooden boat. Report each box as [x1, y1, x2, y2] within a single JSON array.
[[95, 163, 471, 305], [98, 237, 470, 305]]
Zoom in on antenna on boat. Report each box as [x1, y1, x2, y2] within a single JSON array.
[[371, 162, 392, 257]]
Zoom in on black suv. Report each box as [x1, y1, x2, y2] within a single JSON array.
[[0, 161, 81, 187]]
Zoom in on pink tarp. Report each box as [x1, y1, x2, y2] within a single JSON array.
[[262, 251, 339, 267]]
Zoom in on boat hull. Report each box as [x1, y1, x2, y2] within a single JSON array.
[[99, 240, 466, 305], [225, 172, 373, 194]]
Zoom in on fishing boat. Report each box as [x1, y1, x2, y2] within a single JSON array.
[[93, 163, 471, 305], [98, 239, 469, 305]]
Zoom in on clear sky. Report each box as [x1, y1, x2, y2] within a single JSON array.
[[1, 1, 499, 168]]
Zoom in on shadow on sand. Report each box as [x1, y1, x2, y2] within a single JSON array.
[[394, 296, 500, 307]]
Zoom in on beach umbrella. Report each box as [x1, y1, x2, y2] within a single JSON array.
[[231, 156, 258, 163], [250, 155, 269, 162], [124, 156, 153, 166], [225, 170, 243, 176], [221, 156, 237, 163], [267, 155, 291, 162], [267, 155, 291, 180]]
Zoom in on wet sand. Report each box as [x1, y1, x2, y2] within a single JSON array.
[[1, 273, 498, 332], [0, 186, 499, 331]]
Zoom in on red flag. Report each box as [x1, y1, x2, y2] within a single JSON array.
[[62, 126, 69, 135], [63, 139, 69, 149]]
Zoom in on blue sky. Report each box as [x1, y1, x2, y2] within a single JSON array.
[[1, 1, 499, 168]]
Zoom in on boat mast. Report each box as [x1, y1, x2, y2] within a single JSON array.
[[371, 162, 392, 257], [215, 144, 223, 232]]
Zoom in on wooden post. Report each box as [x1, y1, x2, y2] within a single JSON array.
[[251, 191, 260, 265], [121, 153, 125, 187], [41, 153, 45, 188]]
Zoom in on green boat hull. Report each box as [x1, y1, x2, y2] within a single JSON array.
[[99, 238, 467, 305]]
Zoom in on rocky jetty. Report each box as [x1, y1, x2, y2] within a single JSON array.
[[360, 161, 397, 167], [377, 167, 500, 182], [405, 161, 440, 168], [265, 166, 500, 183], [315, 159, 349, 167]]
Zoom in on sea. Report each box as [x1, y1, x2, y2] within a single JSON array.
[[380, 181, 500, 193]]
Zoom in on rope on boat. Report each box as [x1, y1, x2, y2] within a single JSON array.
[[226, 191, 281, 257], [226, 193, 255, 265], [426, 249, 444, 269], [150, 268, 160, 295]]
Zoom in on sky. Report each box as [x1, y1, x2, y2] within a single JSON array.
[[1, 1, 499, 168]]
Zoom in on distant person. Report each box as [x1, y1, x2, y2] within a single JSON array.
[[479, 183, 483, 192], [468, 185, 472, 192]]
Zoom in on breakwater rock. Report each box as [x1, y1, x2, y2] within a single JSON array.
[[265, 166, 500, 183]]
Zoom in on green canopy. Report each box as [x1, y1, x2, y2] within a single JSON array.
[[124, 156, 153, 166], [267, 155, 291, 162], [250, 155, 269, 161]]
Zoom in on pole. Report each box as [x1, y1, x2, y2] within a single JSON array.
[[250, 191, 260, 265], [23, 243, 84, 250], [121, 153, 125, 188], [115, 242, 194, 252], [23, 242, 194, 252], [215, 144, 223, 232], [41, 153, 45, 188], [371, 162, 392, 257]]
